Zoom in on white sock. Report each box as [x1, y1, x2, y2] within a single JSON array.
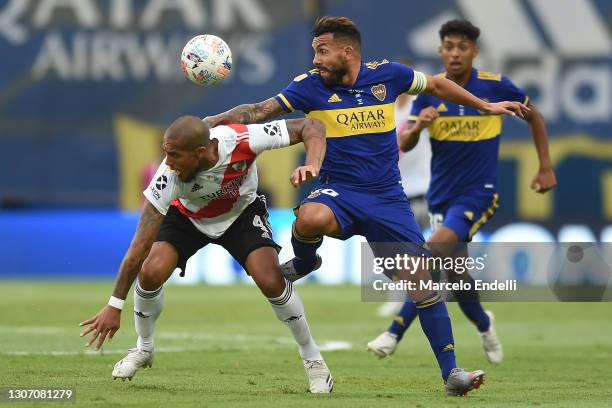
[[268, 279, 322, 361], [134, 282, 164, 352]]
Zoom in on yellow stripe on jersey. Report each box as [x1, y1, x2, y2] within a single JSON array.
[[523, 96, 530, 106], [408, 115, 419, 121], [277, 93, 295, 112], [407, 71, 427, 95], [428, 115, 502, 142], [306, 103, 395, 138], [477, 70, 501, 81]]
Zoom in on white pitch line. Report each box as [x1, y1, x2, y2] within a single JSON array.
[[3, 347, 186, 356], [1, 326, 353, 356]]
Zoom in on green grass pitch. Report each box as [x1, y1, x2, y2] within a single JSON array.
[[1, 282, 611, 407]]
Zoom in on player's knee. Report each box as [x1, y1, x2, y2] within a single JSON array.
[[138, 261, 169, 291], [295, 205, 334, 236], [253, 266, 286, 298]]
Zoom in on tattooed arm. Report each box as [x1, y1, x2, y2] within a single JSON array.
[[111, 201, 165, 299], [286, 118, 327, 188], [79, 201, 165, 350], [203, 97, 286, 127]]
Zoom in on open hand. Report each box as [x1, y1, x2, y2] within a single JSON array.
[[482, 101, 530, 118], [79, 305, 122, 351], [290, 165, 318, 188]]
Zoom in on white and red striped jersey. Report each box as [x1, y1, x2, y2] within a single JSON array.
[[143, 120, 290, 238]]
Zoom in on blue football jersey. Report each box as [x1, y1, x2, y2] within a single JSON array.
[[407, 68, 528, 206], [275, 60, 427, 190]]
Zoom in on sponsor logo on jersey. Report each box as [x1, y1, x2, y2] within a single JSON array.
[[464, 211, 474, 221], [155, 175, 167, 190], [191, 183, 203, 192], [200, 174, 247, 200], [337, 108, 387, 130], [429, 116, 502, 142], [436, 103, 448, 112], [371, 84, 387, 101], [263, 122, 281, 137]]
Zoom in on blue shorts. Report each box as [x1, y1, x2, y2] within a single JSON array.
[[428, 191, 499, 241], [299, 182, 427, 256]]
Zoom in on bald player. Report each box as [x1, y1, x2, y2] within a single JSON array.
[[79, 116, 334, 393]]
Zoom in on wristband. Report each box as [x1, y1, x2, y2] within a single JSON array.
[[108, 296, 125, 310]]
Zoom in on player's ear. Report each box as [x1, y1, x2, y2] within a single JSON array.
[[437, 45, 442, 57], [473, 44, 480, 58], [196, 145, 208, 159]]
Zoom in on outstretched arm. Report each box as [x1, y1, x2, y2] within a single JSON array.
[[425, 75, 529, 117], [286, 118, 327, 188], [522, 102, 557, 193], [79, 201, 164, 350], [203, 97, 286, 127]]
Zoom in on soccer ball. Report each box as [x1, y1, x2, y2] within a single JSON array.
[[181, 35, 232, 86]]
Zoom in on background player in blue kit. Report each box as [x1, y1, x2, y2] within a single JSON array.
[[205, 16, 529, 396], [367, 19, 557, 365]]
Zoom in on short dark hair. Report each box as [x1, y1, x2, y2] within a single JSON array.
[[313, 16, 361, 49], [439, 19, 480, 42]]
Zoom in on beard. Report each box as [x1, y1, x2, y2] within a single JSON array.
[[319, 63, 349, 87]]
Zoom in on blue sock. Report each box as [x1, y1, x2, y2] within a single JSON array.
[[387, 300, 417, 341], [291, 222, 322, 276], [452, 273, 490, 332], [416, 293, 456, 381]]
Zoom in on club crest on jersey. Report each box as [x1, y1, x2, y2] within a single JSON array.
[[203, 174, 219, 182], [232, 161, 247, 172], [371, 84, 386, 101]]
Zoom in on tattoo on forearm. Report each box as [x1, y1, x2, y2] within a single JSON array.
[[215, 98, 283, 125], [112, 203, 163, 298]]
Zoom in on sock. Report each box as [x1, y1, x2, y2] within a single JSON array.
[[387, 299, 417, 341], [134, 283, 164, 352], [415, 293, 456, 381], [387, 270, 443, 340], [452, 273, 490, 332], [268, 279, 322, 361], [291, 222, 323, 276]]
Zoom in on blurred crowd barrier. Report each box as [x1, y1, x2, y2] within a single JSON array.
[[1, 209, 611, 283]]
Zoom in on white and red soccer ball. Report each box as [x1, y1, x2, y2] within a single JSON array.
[[181, 35, 232, 86]]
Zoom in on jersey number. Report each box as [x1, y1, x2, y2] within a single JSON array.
[[253, 215, 272, 239]]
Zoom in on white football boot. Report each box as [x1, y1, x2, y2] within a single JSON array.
[[480, 310, 503, 365], [303, 359, 333, 393], [112, 348, 154, 380], [366, 331, 398, 359]]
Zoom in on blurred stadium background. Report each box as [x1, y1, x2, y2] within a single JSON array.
[[1, 0, 610, 282]]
